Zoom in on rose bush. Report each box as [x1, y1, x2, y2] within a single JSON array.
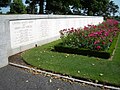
[[59, 19, 120, 51]]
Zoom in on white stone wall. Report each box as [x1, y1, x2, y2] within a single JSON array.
[[0, 15, 103, 68]]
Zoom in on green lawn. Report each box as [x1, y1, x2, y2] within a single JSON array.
[[22, 35, 120, 87]]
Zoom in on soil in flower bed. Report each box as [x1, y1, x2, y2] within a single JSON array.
[[8, 53, 31, 67]]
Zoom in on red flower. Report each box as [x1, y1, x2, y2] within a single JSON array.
[[104, 32, 109, 36], [71, 27, 74, 30], [109, 39, 112, 42], [102, 42, 105, 45], [84, 26, 89, 30], [94, 40, 100, 45], [96, 46, 101, 50]]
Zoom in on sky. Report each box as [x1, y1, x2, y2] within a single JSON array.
[[0, 0, 26, 13], [113, 0, 120, 15], [1, 0, 120, 16]]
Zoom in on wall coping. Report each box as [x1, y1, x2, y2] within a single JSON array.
[[0, 14, 103, 21]]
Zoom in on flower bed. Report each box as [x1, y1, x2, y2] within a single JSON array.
[[54, 19, 120, 59]]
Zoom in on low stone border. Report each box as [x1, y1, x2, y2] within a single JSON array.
[[9, 62, 120, 90]]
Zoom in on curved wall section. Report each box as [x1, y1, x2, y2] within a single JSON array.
[[0, 15, 103, 68]]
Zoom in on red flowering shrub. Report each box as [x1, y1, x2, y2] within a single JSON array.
[[59, 19, 120, 51]]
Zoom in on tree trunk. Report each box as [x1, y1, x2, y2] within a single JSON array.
[[87, 8, 93, 16], [39, 0, 44, 14]]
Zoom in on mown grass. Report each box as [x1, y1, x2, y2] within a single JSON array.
[[22, 35, 120, 87]]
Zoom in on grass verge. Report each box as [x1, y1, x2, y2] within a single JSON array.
[[22, 35, 120, 87]]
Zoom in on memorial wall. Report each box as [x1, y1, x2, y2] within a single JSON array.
[[0, 15, 103, 68]]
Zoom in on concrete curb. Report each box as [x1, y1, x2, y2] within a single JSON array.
[[9, 62, 120, 90]]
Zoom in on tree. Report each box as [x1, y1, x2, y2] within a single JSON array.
[[25, 0, 119, 16], [25, 0, 37, 14], [0, 0, 11, 7], [39, 0, 44, 14], [80, 0, 110, 16], [9, 0, 27, 14], [107, 1, 119, 17], [25, 0, 81, 14], [25, 0, 44, 14], [46, 0, 69, 14], [26, 5, 38, 14], [0, 0, 11, 13], [46, 0, 81, 14], [71, 0, 82, 15]]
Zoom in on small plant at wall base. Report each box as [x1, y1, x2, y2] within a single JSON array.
[[54, 19, 120, 59]]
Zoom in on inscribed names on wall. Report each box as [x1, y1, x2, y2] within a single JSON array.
[[35, 19, 60, 41], [10, 20, 36, 48], [35, 19, 50, 41], [9, 17, 103, 49]]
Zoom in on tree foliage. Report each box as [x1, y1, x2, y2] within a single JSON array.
[[46, 0, 119, 16], [80, 0, 110, 16], [5, 0, 119, 16], [46, 0, 70, 14], [25, 0, 44, 14], [25, 0, 37, 14], [107, 1, 119, 17], [0, 0, 11, 7], [46, 0, 81, 14], [9, 0, 27, 14]]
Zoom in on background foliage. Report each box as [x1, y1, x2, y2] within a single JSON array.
[[0, 0, 119, 17]]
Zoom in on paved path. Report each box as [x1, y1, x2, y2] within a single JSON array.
[[0, 65, 102, 90]]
